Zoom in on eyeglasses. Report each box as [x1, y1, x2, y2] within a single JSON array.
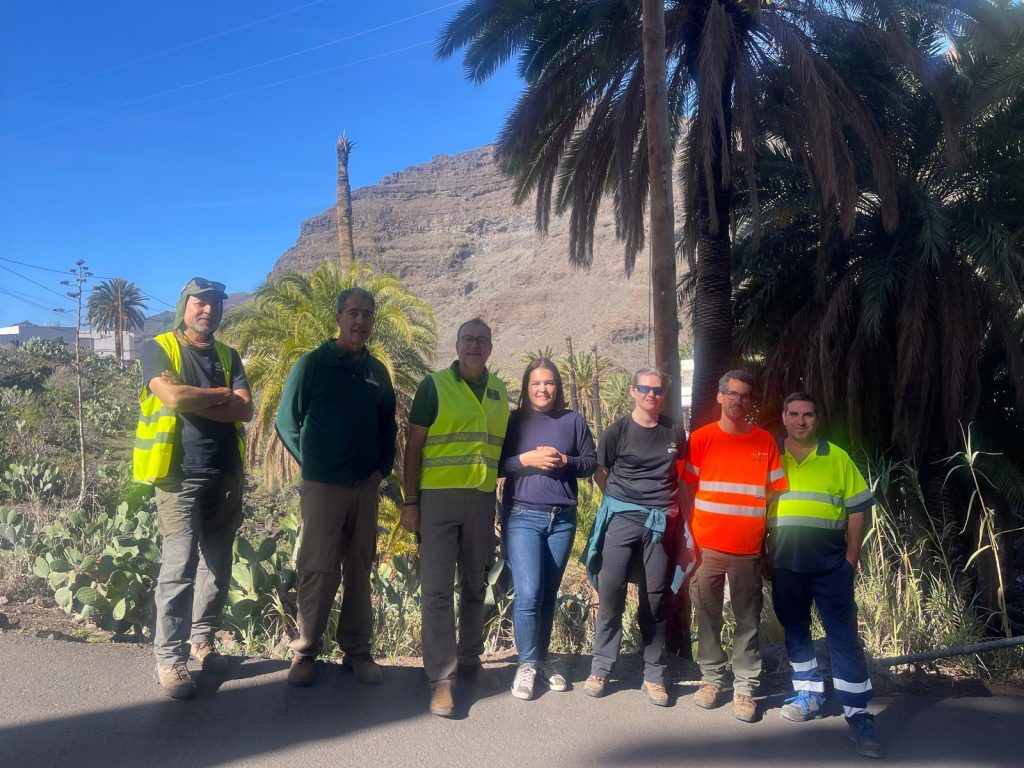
[[723, 391, 753, 402], [634, 385, 666, 396], [459, 335, 492, 347]]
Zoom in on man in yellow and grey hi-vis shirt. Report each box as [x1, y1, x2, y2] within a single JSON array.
[[401, 318, 509, 718], [135, 277, 252, 700], [768, 392, 881, 759]]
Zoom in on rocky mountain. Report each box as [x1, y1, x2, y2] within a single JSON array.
[[271, 145, 685, 375]]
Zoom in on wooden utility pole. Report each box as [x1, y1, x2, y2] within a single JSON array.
[[62, 260, 91, 506], [590, 344, 603, 440], [565, 336, 580, 412]]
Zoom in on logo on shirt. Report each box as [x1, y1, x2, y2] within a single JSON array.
[[667, 441, 678, 455], [750, 450, 770, 463], [211, 360, 224, 376], [364, 372, 381, 387], [486, 389, 500, 400]]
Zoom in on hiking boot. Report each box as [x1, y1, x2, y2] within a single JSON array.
[[155, 662, 195, 700], [430, 681, 455, 717], [583, 675, 607, 698], [287, 654, 317, 687], [190, 641, 229, 675], [733, 693, 758, 723], [642, 680, 670, 707], [343, 655, 383, 685], [511, 663, 537, 701], [693, 682, 724, 709], [848, 714, 883, 759], [537, 660, 569, 692], [457, 662, 500, 690], [780, 690, 826, 722]]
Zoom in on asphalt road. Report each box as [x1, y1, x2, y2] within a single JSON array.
[[0, 633, 1021, 768]]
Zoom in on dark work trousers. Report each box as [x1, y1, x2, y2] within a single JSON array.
[[772, 561, 873, 718], [153, 472, 243, 665], [690, 547, 764, 695], [591, 514, 670, 682], [290, 478, 379, 660], [419, 488, 497, 686]]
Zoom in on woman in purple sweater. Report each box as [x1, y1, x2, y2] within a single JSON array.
[[500, 358, 597, 700]]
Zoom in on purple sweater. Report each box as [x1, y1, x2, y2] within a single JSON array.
[[500, 408, 597, 507]]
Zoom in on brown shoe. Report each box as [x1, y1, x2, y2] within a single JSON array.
[[344, 656, 383, 685], [583, 675, 607, 698], [693, 682, 724, 709], [733, 693, 758, 722], [191, 641, 229, 675], [457, 662, 500, 690], [429, 681, 455, 717], [287, 654, 317, 687], [642, 680, 670, 707], [155, 662, 195, 700]]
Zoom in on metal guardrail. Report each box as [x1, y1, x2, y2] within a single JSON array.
[[876, 636, 1024, 667]]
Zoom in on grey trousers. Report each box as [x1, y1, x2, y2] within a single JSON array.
[[290, 478, 379, 659], [690, 546, 764, 695], [419, 488, 496, 685], [153, 472, 243, 665]]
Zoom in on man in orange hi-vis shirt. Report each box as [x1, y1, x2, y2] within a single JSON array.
[[683, 370, 787, 723]]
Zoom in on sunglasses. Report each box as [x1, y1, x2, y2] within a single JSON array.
[[634, 385, 666, 396], [190, 277, 226, 293]]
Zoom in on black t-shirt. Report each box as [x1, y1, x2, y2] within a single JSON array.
[[598, 414, 685, 507], [141, 337, 249, 478]]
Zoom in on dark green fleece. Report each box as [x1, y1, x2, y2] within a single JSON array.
[[275, 340, 397, 483]]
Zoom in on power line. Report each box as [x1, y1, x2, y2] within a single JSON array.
[[0, 256, 174, 309], [21, 41, 433, 146], [0, 286, 66, 315], [1, 0, 328, 105], [0, 263, 75, 304], [3, 1, 461, 140]]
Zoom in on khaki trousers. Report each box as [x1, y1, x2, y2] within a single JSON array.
[[289, 478, 379, 659], [419, 488, 496, 685]]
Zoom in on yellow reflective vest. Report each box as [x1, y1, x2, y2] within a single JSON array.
[[420, 368, 509, 492], [133, 332, 245, 484]]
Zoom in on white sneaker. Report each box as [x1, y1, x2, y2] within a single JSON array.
[[538, 659, 569, 692], [511, 663, 537, 700]]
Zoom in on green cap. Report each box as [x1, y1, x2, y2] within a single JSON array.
[[172, 277, 228, 330]]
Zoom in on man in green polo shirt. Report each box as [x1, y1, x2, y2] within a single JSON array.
[[276, 287, 397, 687], [401, 318, 510, 717], [768, 391, 881, 759]]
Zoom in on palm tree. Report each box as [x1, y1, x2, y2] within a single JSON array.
[[438, 1, 974, 426], [86, 278, 147, 363], [731, 15, 1024, 617], [220, 262, 437, 486], [336, 133, 356, 269]]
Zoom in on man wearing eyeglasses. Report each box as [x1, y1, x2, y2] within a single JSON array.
[[400, 318, 510, 717], [135, 278, 253, 699], [275, 287, 397, 688], [683, 370, 787, 722]]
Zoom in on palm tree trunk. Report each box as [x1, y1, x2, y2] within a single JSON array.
[[641, 0, 681, 426], [336, 134, 356, 269], [690, 90, 734, 430], [115, 283, 124, 364]]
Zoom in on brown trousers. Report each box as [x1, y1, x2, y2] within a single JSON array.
[[289, 478, 379, 659]]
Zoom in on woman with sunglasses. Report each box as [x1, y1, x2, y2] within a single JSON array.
[[581, 366, 686, 706], [500, 357, 597, 700]]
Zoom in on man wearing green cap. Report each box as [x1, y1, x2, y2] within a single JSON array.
[[134, 277, 253, 700]]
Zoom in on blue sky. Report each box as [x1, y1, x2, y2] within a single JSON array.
[[0, 1, 521, 325]]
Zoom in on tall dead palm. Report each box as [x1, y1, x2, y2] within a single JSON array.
[[336, 133, 356, 269], [437, 0, 936, 426], [86, 278, 147, 363]]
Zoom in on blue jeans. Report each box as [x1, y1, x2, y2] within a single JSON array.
[[503, 504, 576, 666]]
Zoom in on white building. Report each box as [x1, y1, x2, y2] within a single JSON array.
[[0, 322, 138, 361]]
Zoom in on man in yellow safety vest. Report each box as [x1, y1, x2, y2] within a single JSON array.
[[134, 277, 252, 700], [401, 318, 509, 717]]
